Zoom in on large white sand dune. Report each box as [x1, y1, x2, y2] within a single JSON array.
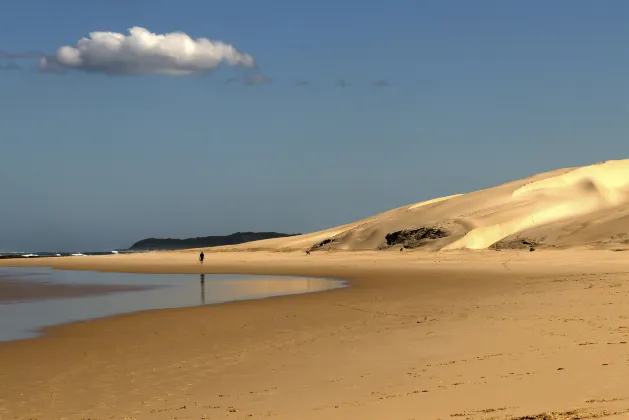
[[216, 159, 629, 252]]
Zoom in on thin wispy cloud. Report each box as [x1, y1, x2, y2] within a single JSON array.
[[0, 62, 23, 71], [373, 79, 391, 88], [0, 50, 45, 60], [294, 80, 311, 87], [336, 78, 351, 88], [224, 73, 271, 86], [243, 73, 271, 86], [39, 27, 255, 76]]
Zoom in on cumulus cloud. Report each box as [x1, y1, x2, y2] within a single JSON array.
[[39, 27, 255, 76]]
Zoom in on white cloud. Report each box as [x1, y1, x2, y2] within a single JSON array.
[[39, 27, 255, 76]]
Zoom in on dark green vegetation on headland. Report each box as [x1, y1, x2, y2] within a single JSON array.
[[0, 255, 39, 260], [128, 231, 299, 251]]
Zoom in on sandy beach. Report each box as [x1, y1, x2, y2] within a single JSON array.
[[2, 249, 629, 419]]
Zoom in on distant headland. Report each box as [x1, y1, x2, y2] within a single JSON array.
[[128, 231, 300, 251]]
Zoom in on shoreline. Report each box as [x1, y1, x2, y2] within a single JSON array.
[[3, 250, 629, 419]]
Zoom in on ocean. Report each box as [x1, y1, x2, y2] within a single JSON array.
[[0, 250, 146, 259]]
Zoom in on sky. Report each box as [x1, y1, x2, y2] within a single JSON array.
[[0, 0, 627, 252]]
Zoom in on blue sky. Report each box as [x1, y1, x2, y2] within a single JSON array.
[[0, 0, 627, 251]]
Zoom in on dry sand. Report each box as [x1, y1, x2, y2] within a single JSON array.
[[2, 249, 629, 420]]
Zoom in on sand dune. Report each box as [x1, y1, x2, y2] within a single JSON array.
[[212, 159, 629, 252]]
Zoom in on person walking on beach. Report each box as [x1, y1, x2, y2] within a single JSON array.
[[199, 250, 205, 265]]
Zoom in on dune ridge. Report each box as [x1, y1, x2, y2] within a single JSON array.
[[214, 159, 629, 252]]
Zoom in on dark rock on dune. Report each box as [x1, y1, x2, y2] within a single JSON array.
[[384, 227, 450, 249], [490, 237, 539, 251]]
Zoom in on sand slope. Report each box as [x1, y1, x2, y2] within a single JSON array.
[[214, 159, 629, 252]]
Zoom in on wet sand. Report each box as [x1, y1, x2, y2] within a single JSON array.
[[2, 250, 629, 419]]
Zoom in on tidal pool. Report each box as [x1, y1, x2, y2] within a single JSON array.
[[0, 267, 345, 342]]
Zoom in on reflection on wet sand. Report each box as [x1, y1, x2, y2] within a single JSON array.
[[200, 274, 205, 305]]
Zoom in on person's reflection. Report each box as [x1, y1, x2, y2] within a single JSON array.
[[200, 274, 205, 305]]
